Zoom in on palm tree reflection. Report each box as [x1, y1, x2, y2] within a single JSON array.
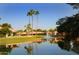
[[24, 43, 33, 55]]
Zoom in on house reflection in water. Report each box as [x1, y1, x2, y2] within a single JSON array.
[[0, 44, 18, 55]]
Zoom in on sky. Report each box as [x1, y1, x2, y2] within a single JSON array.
[[0, 3, 78, 30]]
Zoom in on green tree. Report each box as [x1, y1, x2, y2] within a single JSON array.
[[48, 28, 54, 32], [26, 24, 32, 32], [56, 3, 79, 41], [27, 12, 31, 24], [67, 3, 79, 9], [0, 45, 12, 55], [0, 23, 12, 37], [56, 13, 79, 40]]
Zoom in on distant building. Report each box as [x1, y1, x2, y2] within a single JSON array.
[[0, 25, 16, 37], [9, 28, 16, 33], [10, 28, 16, 36], [16, 31, 46, 36]]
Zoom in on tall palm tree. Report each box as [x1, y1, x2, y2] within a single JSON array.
[[30, 9, 35, 31], [27, 9, 35, 34], [0, 17, 1, 28], [0, 17, 1, 20], [0, 17, 1, 25], [27, 12, 31, 25], [34, 10, 39, 30]]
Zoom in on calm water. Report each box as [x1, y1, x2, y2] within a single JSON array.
[[0, 38, 78, 55]]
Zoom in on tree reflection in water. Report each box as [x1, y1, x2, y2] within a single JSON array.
[[57, 37, 79, 54], [0, 44, 18, 55], [72, 41, 79, 54], [24, 43, 33, 55], [0, 45, 12, 55], [57, 41, 71, 51]]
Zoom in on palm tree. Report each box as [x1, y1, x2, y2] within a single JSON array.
[[34, 10, 39, 30], [0, 17, 1, 25], [27, 12, 31, 25], [29, 9, 35, 31], [0, 17, 1, 20], [27, 9, 35, 34], [24, 45, 33, 55], [0, 18, 1, 29]]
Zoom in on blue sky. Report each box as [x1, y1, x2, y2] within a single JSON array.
[[0, 3, 78, 30]]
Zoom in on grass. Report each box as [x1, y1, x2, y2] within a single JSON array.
[[0, 35, 44, 45]]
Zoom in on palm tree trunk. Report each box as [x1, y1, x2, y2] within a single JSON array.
[[36, 15, 38, 35], [29, 16, 30, 24], [37, 15, 38, 30], [32, 15, 33, 35]]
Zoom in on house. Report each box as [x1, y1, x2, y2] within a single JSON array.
[[9, 28, 16, 36]]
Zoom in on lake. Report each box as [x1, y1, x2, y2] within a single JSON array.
[[0, 36, 78, 55]]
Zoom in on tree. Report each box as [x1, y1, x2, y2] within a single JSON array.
[[56, 13, 79, 40], [0, 17, 1, 23], [0, 17, 2, 26], [29, 9, 35, 31], [16, 30, 24, 32], [34, 10, 40, 29], [36, 29, 42, 32], [67, 3, 79, 9], [56, 4, 79, 40], [27, 12, 31, 24], [27, 9, 35, 33], [1, 23, 11, 28], [26, 24, 32, 32], [0, 23, 12, 37], [48, 28, 54, 32], [0, 45, 12, 55], [27, 9, 40, 35]]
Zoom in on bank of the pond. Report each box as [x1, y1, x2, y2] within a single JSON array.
[[0, 35, 44, 45]]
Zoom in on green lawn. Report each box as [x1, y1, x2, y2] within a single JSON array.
[[0, 35, 44, 45]]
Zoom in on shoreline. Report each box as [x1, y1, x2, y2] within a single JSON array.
[[0, 35, 43, 45]]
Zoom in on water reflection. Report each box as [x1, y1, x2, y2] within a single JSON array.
[[72, 41, 79, 54], [57, 41, 71, 51], [57, 37, 79, 54], [0, 45, 12, 55], [0, 37, 79, 55], [0, 44, 18, 55], [24, 43, 33, 55]]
